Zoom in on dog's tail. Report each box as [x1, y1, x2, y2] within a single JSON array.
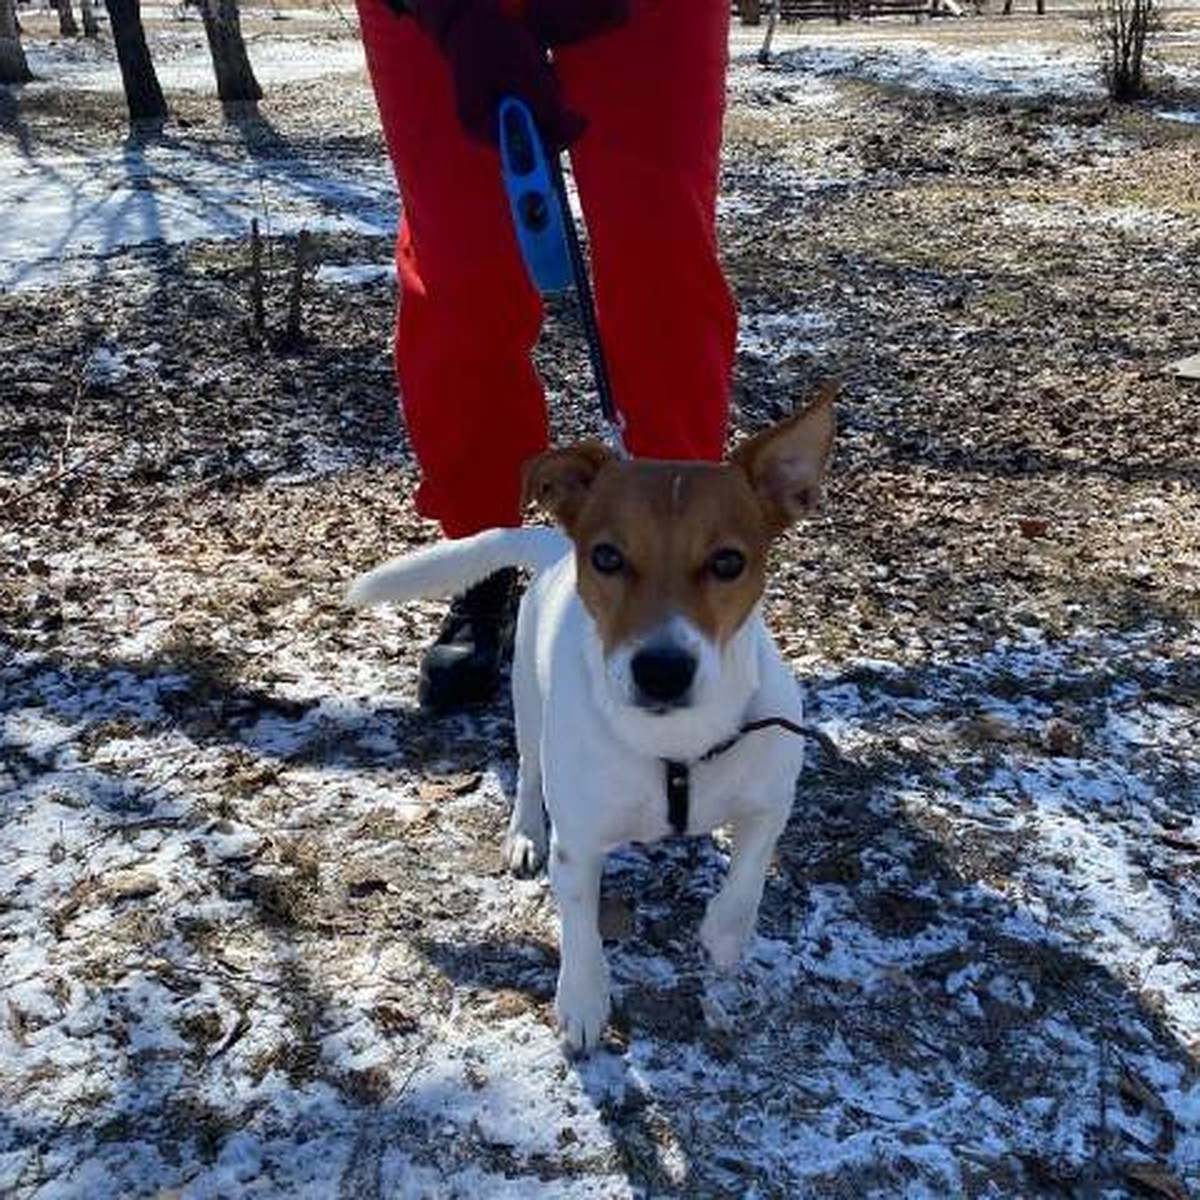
[[345, 526, 569, 608]]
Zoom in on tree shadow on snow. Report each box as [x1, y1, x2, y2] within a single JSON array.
[[409, 729, 1198, 1196]]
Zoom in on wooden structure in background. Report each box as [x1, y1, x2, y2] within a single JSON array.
[[737, 0, 932, 23]]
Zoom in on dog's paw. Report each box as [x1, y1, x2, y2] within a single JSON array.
[[502, 828, 547, 878], [699, 901, 756, 972], [555, 973, 611, 1057]]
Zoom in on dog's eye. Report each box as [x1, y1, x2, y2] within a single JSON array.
[[708, 548, 746, 581], [591, 543, 625, 575]]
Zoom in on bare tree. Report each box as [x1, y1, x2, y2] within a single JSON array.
[[0, 0, 33, 83], [104, 0, 168, 121], [1095, 0, 1161, 98], [80, 0, 101, 36], [55, 0, 81, 37], [197, 0, 262, 106]]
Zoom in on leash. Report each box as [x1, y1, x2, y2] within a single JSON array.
[[497, 96, 629, 458], [664, 717, 840, 836]]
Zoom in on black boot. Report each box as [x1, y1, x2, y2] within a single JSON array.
[[418, 568, 520, 713]]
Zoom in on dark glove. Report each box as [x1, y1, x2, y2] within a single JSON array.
[[524, 0, 630, 47], [414, 0, 586, 149]]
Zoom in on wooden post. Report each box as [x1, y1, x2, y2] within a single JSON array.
[[249, 218, 266, 342], [285, 229, 311, 345]]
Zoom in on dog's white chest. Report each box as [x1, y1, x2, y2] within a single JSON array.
[[546, 717, 805, 849]]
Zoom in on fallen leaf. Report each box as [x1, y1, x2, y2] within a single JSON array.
[[599, 895, 635, 941], [1123, 1162, 1190, 1200], [419, 772, 483, 804], [1042, 717, 1083, 757], [106, 872, 161, 902]]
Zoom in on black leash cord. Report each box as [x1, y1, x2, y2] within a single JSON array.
[[546, 150, 626, 453]]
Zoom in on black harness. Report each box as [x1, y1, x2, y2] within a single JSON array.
[[662, 717, 814, 836]]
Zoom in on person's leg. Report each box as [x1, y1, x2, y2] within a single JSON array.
[[556, 0, 736, 462], [357, 0, 548, 536], [358, 0, 541, 710]]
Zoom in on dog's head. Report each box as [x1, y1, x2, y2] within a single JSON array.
[[523, 384, 836, 717]]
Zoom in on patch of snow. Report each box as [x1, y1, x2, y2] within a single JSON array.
[[1156, 108, 1200, 125], [0, 138, 398, 291], [314, 261, 396, 287], [739, 308, 831, 359], [766, 36, 1108, 99], [998, 198, 1189, 238], [23, 33, 366, 94], [1, 708, 86, 764]]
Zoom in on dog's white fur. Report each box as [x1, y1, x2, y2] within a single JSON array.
[[348, 394, 834, 1053]]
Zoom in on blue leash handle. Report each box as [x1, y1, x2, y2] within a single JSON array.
[[498, 97, 627, 456], [498, 97, 573, 294]]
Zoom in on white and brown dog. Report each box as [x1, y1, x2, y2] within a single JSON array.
[[347, 386, 835, 1054]]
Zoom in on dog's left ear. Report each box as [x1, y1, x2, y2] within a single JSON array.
[[522, 441, 615, 531], [731, 381, 837, 536]]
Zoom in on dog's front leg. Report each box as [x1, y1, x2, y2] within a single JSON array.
[[549, 836, 610, 1054], [700, 804, 790, 971]]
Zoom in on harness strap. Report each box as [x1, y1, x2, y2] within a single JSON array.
[[661, 717, 824, 837], [665, 760, 690, 835]]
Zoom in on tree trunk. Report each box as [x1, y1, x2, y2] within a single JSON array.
[[56, 0, 81, 37], [758, 0, 780, 64], [0, 0, 33, 84], [80, 0, 101, 38], [198, 0, 262, 105], [104, 0, 168, 121], [739, 0, 763, 26]]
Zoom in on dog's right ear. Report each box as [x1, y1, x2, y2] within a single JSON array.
[[522, 441, 614, 531]]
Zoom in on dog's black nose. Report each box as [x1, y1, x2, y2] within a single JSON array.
[[631, 645, 697, 707]]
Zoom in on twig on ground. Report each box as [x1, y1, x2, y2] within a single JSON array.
[[57, 366, 88, 477], [0, 437, 120, 516]]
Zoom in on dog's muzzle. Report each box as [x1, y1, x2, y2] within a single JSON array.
[[630, 644, 697, 711]]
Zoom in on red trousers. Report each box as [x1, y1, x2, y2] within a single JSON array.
[[357, 0, 736, 536]]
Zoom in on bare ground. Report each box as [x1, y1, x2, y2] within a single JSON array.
[[2, 14, 1200, 1199]]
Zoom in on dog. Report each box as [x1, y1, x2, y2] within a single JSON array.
[[347, 385, 836, 1054]]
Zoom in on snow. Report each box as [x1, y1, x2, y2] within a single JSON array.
[[5, 609, 1197, 1193], [0, 135, 397, 291], [741, 26, 1200, 99], [24, 31, 366, 93], [739, 308, 832, 360], [754, 32, 1108, 98], [314, 261, 395, 286], [4, 16, 1194, 292]]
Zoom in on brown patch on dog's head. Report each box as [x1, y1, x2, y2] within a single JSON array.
[[523, 387, 836, 656], [569, 461, 771, 654]]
